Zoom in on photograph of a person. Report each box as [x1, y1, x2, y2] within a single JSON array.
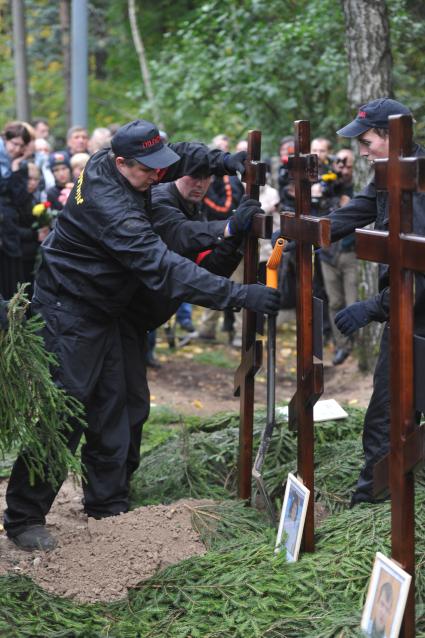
[[275, 472, 310, 562], [361, 552, 412, 638]]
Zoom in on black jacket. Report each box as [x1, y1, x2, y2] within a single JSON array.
[[0, 163, 29, 257], [36, 144, 249, 319], [328, 143, 425, 328], [201, 174, 244, 221], [17, 194, 40, 261], [151, 181, 243, 276], [129, 181, 244, 330]]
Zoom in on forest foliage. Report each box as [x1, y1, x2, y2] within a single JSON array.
[[0, 0, 424, 152]]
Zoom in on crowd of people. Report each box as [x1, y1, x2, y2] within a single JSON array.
[[0, 116, 358, 368], [1, 97, 422, 551], [0, 119, 113, 299]]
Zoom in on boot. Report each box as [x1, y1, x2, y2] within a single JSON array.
[[10, 525, 57, 552]]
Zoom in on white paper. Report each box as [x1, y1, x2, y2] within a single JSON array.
[[276, 399, 348, 423]]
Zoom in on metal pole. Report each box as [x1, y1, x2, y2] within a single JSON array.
[[11, 0, 30, 121], [71, 0, 88, 128]]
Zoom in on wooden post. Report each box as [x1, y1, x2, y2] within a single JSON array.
[[279, 121, 331, 552], [234, 130, 272, 500], [355, 114, 425, 637]]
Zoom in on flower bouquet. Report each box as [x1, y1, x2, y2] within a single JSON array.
[[32, 200, 58, 230]]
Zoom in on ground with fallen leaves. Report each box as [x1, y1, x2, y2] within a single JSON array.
[[148, 311, 373, 415]]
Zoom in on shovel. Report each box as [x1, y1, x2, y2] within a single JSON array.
[[252, 237, 285, 522]]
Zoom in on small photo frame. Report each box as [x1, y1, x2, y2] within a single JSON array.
[[275, 472, 310, 562], [361, 552, 412, 638]]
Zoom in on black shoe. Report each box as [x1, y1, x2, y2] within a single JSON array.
[[350, 492, 390, 508], [197, 333, 216, 342], [146, 352, 161, 368], [332, 349, 350, 366], [10, 525, 57, 552], [85, 510, 126, 520], [180, 320, 196, 333]]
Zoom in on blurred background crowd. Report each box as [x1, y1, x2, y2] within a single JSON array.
[[0, 117, 357, 368]]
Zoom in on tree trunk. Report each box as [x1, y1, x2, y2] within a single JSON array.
[[128, 0, 163, 129], [340, 0, 393, 372]]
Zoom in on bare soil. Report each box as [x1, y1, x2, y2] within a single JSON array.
[[0, 483, 209, 603], [0, 316, 373, 603]]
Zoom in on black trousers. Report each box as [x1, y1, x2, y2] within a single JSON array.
[[4, 298, 149, 536], [351, 325, 390, 504], [352, 323, 423, 505]]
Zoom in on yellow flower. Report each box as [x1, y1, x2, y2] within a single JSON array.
[[322, 171, 337, 182], [32, 203, 46, 217]]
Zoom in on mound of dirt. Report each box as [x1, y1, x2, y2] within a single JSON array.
[[0, 479, 210, 603]]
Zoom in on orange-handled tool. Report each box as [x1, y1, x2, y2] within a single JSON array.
[[266, 237, 285, 289], [253, 237, 285, 522]]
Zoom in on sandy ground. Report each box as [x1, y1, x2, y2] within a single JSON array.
[[0, 481, 209, 603]]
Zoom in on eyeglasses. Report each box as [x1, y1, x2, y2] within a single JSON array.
[[335, 158, 353, 168], [8, 139, 25, 149]]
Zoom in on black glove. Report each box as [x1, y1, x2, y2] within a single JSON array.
[[227, 197, 263, 236], [334, 301, 371, 336], [224, 151, 247, 175], [271, 231, 295, 252], [0, 295, 9, 332], [244, 284, 281, 316]]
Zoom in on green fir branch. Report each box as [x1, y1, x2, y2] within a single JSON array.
[[0, 285, 85, 486]]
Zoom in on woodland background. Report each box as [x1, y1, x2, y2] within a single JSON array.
[[0, 0, 424, 153]]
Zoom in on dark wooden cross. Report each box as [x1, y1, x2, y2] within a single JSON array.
[[355, 114, 425, 637], [279, 120, 331, 552], [234, 130, 273, 500]]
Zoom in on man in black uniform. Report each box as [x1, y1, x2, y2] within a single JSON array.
[[151, 170, 243, 281], [328, 98, 425, 506], [3, 120, 280, 550], [120, 170, 247, 484]]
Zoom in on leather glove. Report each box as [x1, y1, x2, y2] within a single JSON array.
[[224, 151, 247, 175], [0, 295, 9, 332], [227, 197, 263, 236], [334, 301, 371, 336], [244, 284, 281, 316]]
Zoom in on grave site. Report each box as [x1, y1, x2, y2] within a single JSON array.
[[1, 120, 425, 638]]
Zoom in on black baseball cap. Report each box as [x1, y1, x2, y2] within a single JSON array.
[[49, 151, 70, 170], [111, 119, 180, 169], [337, 98, 412, 138]]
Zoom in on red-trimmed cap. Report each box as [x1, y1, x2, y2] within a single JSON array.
[[337, 98, 412, 137], [111, 119, 180, 169]]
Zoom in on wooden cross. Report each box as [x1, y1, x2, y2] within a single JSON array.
[[355, 114, 425, 637], [234, 130, 273, 500], [279, 120, 331, 552]]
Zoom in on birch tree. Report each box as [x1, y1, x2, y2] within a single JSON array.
[[340, 0, 393, 371]]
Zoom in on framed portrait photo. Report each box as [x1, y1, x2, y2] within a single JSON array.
[[275, 472, 310, 562], [361, 552, 412, 638]]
